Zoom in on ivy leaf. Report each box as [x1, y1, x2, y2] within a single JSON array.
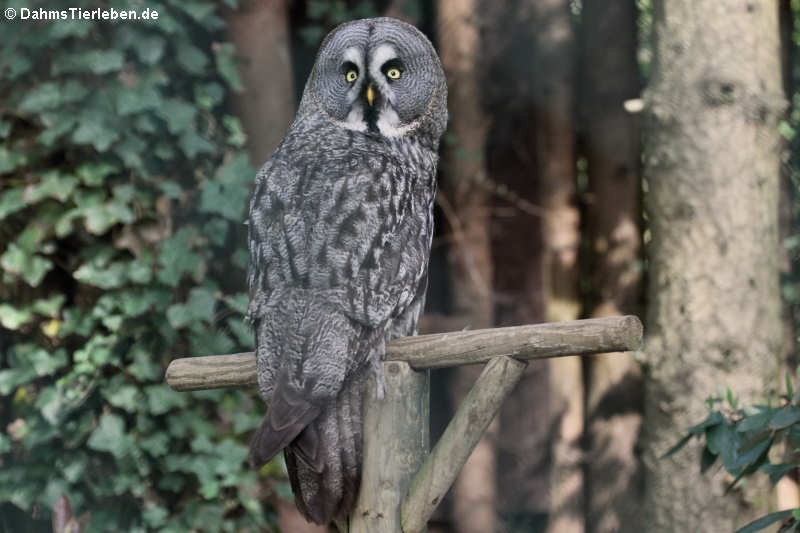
[[0, 243, 52, 287], [200, 153, 253, 220], [0, 188, 26, 220], [53, 49, 125, 75], [0, 304, 33, 329], [177, 42, 209, 74], [157, 228, 204, 287], [179, 129, 215, 158], [31, 294, 66, 316], [87, 413, 130, 458], [158, 98, 197, 135], [146, 385, 189, 416], [132, 35, 167, 64], [213, 42, 243, 91], [76, 162, 118, 187]]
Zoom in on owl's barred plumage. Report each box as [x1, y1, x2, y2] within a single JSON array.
[[246, 18, 447, 524]]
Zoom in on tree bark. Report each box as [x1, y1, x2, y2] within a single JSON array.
[[521, 2, 583, 532], [437, 2, 497, 532], [579, 1, 644, 532], [642, 1, 785, 530], [225, 0, 295, 165]]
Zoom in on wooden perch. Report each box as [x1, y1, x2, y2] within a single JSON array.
[[165, 315, 642, 391], [401, 356, 527, 533]]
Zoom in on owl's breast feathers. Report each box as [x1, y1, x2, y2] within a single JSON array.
[[247, 118, 438, 330]]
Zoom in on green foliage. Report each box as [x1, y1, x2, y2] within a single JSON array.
[[0, 1, 281, 531], [666, 378, 800, 533], [299, 0, 379, 46]]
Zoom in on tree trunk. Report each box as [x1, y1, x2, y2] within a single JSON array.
[[579, 1, 644, 532], [642, 1, 785, 530], [524, 2, 583, 532], [225, 0, 295, 165], [437, 2, 497, 532], [479, 1, 551, 529]]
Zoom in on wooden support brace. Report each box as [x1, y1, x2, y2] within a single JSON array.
[[401, 356, 527, 533]]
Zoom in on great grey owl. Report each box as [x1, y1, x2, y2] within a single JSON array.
[[246, 18, 447, 524]]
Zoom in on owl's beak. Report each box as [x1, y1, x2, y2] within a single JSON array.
[[366, 84, 376, 107]]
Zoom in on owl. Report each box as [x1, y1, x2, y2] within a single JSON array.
[[246, 18, 448, 525]]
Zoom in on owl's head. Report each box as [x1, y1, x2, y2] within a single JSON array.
[[302, 17, 448, 140]]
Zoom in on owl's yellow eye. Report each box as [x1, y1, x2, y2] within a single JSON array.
[[386, 68, 401, 80], [345, 70, 358, 83]]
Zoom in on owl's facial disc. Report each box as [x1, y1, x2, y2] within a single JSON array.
[[311, 18, 446, 138]]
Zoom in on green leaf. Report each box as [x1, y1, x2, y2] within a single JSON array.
[[661, 433, 693, 459], [158, 98, 197, 135], [200, 152, 253, 220], [0, 188, 25, 220], [31, 294, 66, 317], [195, 82, 224, 110], [770, 407, 800, 430], [223, 115, 247, 147], [74, 260, 129, 289], [0, 243, 52, 287], [688, 411, 724, 434], [87, 413, 129, 458], [104, 384, 142, 412], [28, 347, 67, 376], [132, 35, 167, 65], [157, 228, 203, 286], [0, 368, 35, 395], [177, 42, 209, 74], [53, 49, 125, 75], [76, 161, 118, 186], [24, 171, 77, 203], [738, 410, 774, 433], [700, 447, 717, 473], [213, 42, 243, 91], [0, 146, 29, 174], [143, 503, 169, 527], [735, 509, 795, 533], [116, 86, 163, 115], [146, 385, 188, 416], [179, 129, 215, 158], [167, 287, 217, 328], [0, 304, 33, 329], [760, 463, 796, 486], [72, 109, 120, 151]]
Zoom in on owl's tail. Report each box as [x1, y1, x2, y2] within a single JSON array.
[[282, 369, 366, 525]]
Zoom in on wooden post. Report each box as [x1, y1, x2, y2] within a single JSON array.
[[349, 362, 429, 533]]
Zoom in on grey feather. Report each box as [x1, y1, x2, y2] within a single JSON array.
[[247, 17, 447, 525]]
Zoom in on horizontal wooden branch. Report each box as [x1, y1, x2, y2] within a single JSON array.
[[165, 315, 642, 391]]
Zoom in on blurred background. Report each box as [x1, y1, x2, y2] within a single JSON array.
[[1, 0, 799, 532]]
